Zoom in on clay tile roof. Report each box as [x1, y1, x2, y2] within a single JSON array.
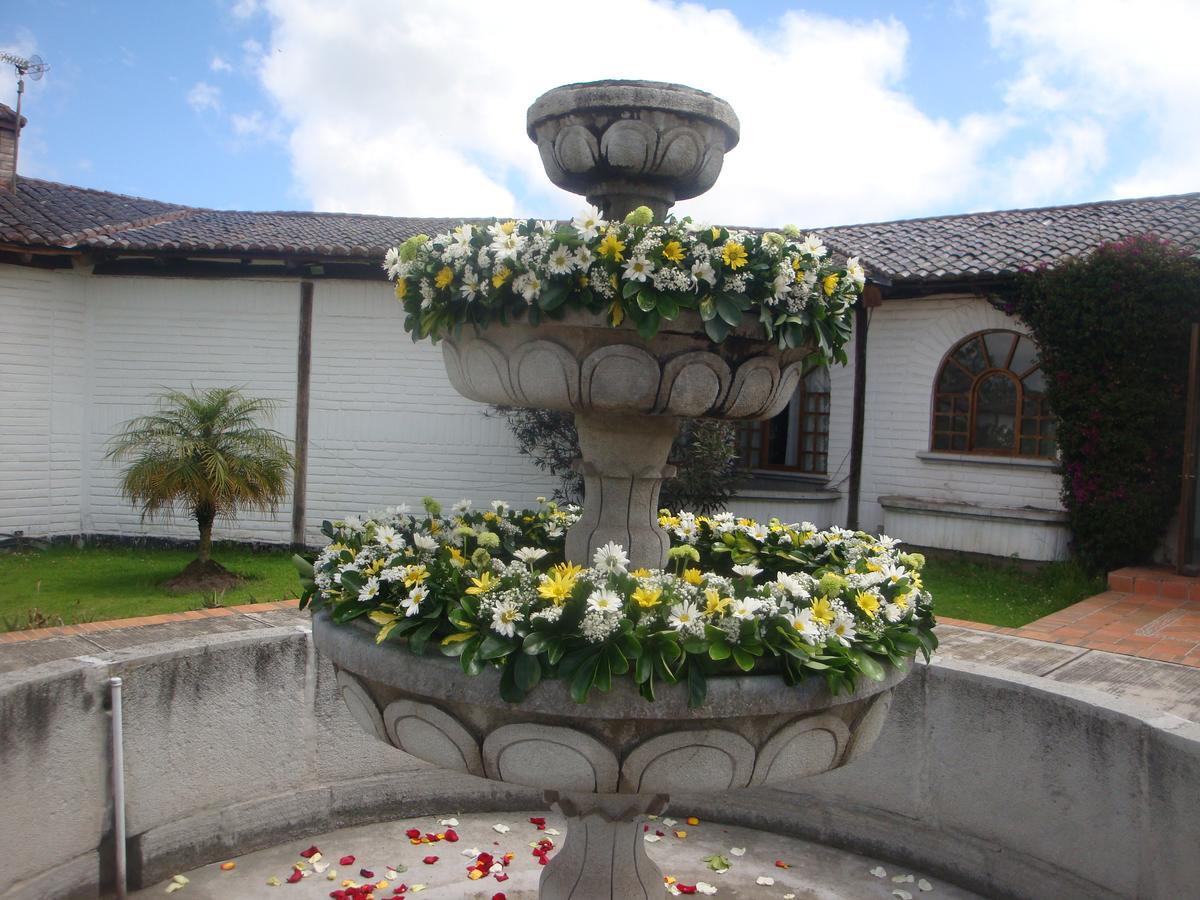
[[2, 176, 1198, 283], [818, 192, 1200, 284], [0, 102, 26, 126]]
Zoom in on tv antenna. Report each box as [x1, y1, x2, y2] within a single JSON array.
[[0, 52, 48, 190]]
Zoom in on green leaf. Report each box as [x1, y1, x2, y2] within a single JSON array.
[[339, 571, 364, 594], [408, 620, 438, 655], [622, 279, 641, 300], [523, 631, 552, 655], [570, 653, 601, 704], [715, 295, 742, 326], [708, 640, 731, 661], [636, 309, 661, 341], [607, 643, 630, 676], [634, 650, 654, 684], [682, 636, 707, 655], [499, 657, 526, 704], [703, 315, 731, 342], [731, 648, 756, 672], [538, 281, 569, 311], [478, 633, 514, 660], [656, 292, 680, 320], [850, 648, 887, 681], [514, 651, 543, 693], [698, 296, 718, 321], [291, 554, 313, 578], [636, 289, 659, 312]]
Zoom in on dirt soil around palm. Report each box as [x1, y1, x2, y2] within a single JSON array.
[[163, 558, 245, 594]]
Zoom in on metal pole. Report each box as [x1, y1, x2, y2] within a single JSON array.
[[10, 75, 23, 192], [110, 676, 127, 899]]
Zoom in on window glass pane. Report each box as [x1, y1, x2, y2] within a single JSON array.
[[1022, 368, 1046, 393], [1020, 438, 1038, 455], [767, 410, 788, 466], [938, 363, 972, 394], [952, 434, 967, 450], [1010, 335, 1039, 375], [984, 332, 1015, 369], [954, 337, 988, 374], [973, 374, 1017, 450], [933, 433, 951, 450]]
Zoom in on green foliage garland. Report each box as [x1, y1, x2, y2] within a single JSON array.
[[1009, 236, 1200, 572]]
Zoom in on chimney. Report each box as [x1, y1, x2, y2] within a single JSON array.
[[0, 102, 26, 191]]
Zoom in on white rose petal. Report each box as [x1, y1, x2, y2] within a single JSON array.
[[439, 817, 459, 827], [870, 866, 888, 877], [893, 892, 913, 900], [730, 847, 746, 857], [893, 874, 915, 883], [544, 828, 560, 835], [755, 875, 774, 885], [918, 879, 933, 892], [461, 847, 480, 857], [492, 823, 510, 834], [696, 884, 718, 895], [662, 818, 678, 827], [644, 834, 662, 843]]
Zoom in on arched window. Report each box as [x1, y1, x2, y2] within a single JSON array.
[[738, 367, 830, 474], [931, 330, 1056, 458]]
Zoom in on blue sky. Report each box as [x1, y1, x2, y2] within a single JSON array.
[[3, 1, 1197, 227]]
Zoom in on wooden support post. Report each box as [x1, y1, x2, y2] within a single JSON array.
[[291, 281, 314, 549], [846, 285, 880, 531], [1177, 322, 1199, 574]]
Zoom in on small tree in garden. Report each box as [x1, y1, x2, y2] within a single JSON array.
[[107, 387, 294, 589], [492, 408, 744, 514], [1009, 236, 1200, 573]]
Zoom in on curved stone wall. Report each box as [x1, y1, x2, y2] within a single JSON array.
[[1, 626, 1197, 899]]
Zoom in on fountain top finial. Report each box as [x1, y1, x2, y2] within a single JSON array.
[[526, 79, 740, 220]]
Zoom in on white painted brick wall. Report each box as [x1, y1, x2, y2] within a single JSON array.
[[0, 266, 1065, 558]]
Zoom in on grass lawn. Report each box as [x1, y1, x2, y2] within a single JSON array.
[[0, 543, 301, 631], [921, 555, 1105, 628], [0, 542, 1104, 633]]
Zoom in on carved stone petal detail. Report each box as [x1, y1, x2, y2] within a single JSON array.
[[382, 699, 484, 776], [749, 713, 851, 786], [720, 356, 780, 418], [334, 669, 387, 742], [445, 337, 514, 406], [509, 339, 579, 408], [483, 723, 619, 793], [841, 690, 894, 766], [580, 344, 659, 413], [654, 351, 730, 416], [620, 729, 755, 793], [553, 124, 600, 176]]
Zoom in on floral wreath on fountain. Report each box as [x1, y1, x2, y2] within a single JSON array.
[[385, 204, 865, 359], [297, 496, 937, 708]]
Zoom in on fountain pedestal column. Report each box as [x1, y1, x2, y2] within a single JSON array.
[[540, 791, 669, 900], [566, 412, 679, 571]]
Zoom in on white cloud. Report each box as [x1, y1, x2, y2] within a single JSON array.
[[987, 0, 1200, 200], [1004, 120, 1107, 206], [253, 0, 1003, 224], [186, 81, 221, 113], [210, 56, 233, 74], [231, 0, 262, 19]]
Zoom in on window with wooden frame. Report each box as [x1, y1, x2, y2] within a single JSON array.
[[931, 329, 1056, 458], [737, 367, 830, 474]]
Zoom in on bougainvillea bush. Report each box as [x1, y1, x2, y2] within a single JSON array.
[[1010, 236, 1200, 572], [296, 499, 936, 707]]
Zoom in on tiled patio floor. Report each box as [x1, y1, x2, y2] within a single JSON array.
[[941, 566, 1200, 668]]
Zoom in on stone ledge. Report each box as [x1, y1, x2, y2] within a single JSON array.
[[879, 494, 1068, 524], [916, 450, 1060, 470]]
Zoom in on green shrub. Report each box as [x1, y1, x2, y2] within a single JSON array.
[[491, 408, 744, 514], [1008, 236, 1200, 572]]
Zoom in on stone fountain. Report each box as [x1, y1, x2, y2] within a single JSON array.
[[313, 79, 907, 898]]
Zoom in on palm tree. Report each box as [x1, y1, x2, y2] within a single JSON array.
[[107, 387, 294, 578]]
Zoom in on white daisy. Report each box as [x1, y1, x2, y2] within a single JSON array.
[[623, 254, 653, 282], [691, 259, 716, 285], [401, 585, 427, 617], [801, 234, 827, 258], [730, 596, 762, 620], [668, 601, 701, 631], [586, 589, 622, 613], [732, 564, 762, 579], [592, 541, 630, 575], [571, 207, 606, 241], [460, 268, 482, 301], [412, 532, 438, 552], [784, 607, 822, 641], [491, 600, 521, 637], [546, 245, 574, 275], [845, 256, 866, 288], [514, 546, 549, 565], [830, 611, 857, 646], [357, 576, 380, 604]]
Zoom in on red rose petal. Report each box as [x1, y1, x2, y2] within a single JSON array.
[[300, 845, 321, 859], [286, 868, 304, 884], [492, 894, 507, 900], [339, 855, 355, 866], [775, 859, 791, 868], [677, 885, 697, 895], [422, 855, 439, 865], [405, 828, 421, 839], [494, 873, 509, 882], [444, 829, 459, 842], [359, 868, 375, 878]]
